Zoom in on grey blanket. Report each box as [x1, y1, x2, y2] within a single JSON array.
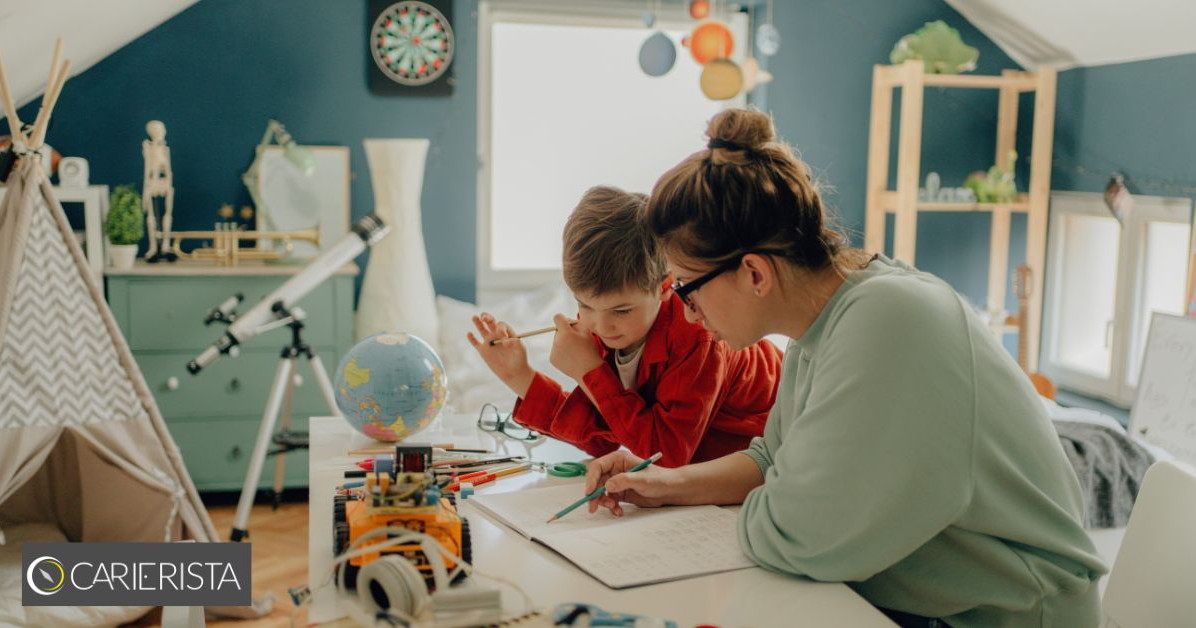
[[1054, 420, 1156, 528]]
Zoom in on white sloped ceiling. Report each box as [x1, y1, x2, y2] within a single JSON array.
[[0, 0, 196, 119], [1, 0, 1193, 123], [946, 0, 1196, 69]]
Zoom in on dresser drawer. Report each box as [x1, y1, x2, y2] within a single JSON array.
[[139, 350, 339, 419], [169, 418, 311, 491], [124, 277, 337, 351]]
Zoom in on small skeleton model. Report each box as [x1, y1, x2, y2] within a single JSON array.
[[142, 120, 177, 262]]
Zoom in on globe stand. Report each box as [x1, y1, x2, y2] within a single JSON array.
[[229, 305, 338, 542]]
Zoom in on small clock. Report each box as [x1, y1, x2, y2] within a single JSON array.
[[368, 0, 455, 96], [58, 156, 89, 187]]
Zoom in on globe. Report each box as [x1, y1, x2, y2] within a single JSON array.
[[334, 332, 448, 442]]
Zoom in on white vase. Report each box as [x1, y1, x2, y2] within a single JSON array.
[[108, 244, 138, 270], [356, 139, 440, 350]]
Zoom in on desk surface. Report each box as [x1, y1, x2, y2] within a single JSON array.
[[308, 414, 894, 626]]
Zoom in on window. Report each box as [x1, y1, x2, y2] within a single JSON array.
[[1041, 191, 1193, 406], [477, 1, 747, 300]]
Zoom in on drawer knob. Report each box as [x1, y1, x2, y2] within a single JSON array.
[[230, 446, 242, 460], [229, 378, 241, 391], [165, 377, 179, 391]]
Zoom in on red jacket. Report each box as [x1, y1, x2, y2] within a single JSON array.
[[512, 295, 783, 467]]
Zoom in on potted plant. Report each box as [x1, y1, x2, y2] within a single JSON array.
[[104, 184, 144, 270]]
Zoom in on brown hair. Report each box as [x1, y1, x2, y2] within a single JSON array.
[[646, 108, 866, 274], [562, 185, 668, 295]]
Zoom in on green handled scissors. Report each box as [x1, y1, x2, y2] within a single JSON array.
[[546, 461, 587, 478]]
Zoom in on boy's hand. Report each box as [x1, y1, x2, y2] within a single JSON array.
[[584, 450, 674, 515], [549, 313, 603, 381], [467, 313, 535, 397]]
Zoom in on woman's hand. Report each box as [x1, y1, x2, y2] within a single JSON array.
[[549, 313, 604, 381], [584, 450, 679, 516], [467, 313, 535, 397]]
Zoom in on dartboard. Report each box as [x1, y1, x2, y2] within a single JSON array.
[[370, 1, 455, 87]]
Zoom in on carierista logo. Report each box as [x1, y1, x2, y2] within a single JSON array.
[[22, 542, 250, 606], [26, 556, 66, 596]]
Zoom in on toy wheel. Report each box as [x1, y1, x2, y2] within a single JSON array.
[[333, 494, 347, 523], [333, 522, 349, 556], [452, 520, 471, 584], [333, 520, 358, 588], [332, 495, 358, 588], [460, 519, 472, 565], [332, 494, 348, 550]]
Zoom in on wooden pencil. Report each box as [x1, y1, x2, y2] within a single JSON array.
[[489, 325, 556, 345]]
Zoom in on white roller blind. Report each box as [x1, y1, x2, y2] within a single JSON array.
[[481, 7, 747, 283]]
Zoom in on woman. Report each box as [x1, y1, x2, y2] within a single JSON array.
[[584, 109, 1106, 627]]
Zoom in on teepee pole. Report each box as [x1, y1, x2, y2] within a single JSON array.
[[30, 58, 70, 148], [0, 49, 25, 146], [29, 39, 64, 147], [48, 39, 63, 88]]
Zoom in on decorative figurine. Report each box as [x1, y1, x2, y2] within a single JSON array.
[[142, 120, 177, 262], [1104, 174, 1133, 223]]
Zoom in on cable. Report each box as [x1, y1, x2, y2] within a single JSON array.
[[290, 523, 534, 627]]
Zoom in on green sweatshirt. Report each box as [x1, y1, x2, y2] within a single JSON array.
[[738, 255, 1106, 627]]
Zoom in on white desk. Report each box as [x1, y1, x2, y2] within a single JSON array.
[[308, 414, 894, 626]]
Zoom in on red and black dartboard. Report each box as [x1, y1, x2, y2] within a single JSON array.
[[369, 0, 455, 95]]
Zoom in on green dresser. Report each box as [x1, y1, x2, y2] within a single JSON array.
[[106, 262, 357, 492]]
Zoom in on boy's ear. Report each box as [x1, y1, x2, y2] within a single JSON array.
[[659, 273, 675, 301]]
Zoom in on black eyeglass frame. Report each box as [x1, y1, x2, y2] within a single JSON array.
[[670, 248, 786, 309], [476, 403, 542, 442]]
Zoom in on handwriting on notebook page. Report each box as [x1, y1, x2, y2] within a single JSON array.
[[539, 507, 753, 588]]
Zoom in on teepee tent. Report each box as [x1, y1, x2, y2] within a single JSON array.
[[0, 38, 216, 570]]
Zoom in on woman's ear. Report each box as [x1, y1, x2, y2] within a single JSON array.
[[740, 254, 773, 297], [659, 273, 675, 301]]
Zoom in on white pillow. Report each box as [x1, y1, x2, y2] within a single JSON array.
[[437, 284, 577, 415]]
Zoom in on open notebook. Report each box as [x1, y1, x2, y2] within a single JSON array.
[[468, 482, 754, 588]]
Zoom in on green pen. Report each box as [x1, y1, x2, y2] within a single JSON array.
[[546, 452, 663, 523]]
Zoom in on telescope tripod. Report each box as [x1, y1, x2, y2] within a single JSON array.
[[230, 308, 337, 542]]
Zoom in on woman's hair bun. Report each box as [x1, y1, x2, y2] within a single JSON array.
[[706, 108, 776, 151]]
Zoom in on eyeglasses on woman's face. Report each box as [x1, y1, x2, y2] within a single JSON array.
[[477, 403, 541, 442], [670, 249, 784, 310]]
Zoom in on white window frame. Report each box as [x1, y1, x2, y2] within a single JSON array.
[[1041, 191, 1193, 406], [475, 0, 747, 304]]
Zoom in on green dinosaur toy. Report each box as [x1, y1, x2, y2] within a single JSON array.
[[890, 20, 979, 74], [963, 151, 1018, 203]]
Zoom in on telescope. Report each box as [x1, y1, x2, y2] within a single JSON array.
[[187, 213, 389, 374], [187, 212, 389, 541]]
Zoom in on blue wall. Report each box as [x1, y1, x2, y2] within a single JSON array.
[[759, 0, 1028, 312], [21, 0, 1031, 306], [19, 0, 479, 301], [1053, 53, 1196, 201]]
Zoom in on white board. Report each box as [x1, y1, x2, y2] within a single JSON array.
[[256, 145, 350, 259], [1129, 313, 1196, 465]]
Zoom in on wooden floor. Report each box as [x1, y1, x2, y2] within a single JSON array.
[[125, 497, 312, 628]]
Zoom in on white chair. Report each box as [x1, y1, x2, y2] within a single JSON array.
[[1101, 460, 1196, 628]]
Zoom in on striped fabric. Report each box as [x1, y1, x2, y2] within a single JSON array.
[[0, 195, 145, 428]]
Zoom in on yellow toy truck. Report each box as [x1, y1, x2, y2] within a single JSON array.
[[333, 445, 471, 590]]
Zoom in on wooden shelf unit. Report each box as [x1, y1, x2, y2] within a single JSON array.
[[863, 60, 1057, 371]]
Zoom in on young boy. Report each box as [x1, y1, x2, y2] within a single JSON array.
[[467, 186, 782, 467]]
